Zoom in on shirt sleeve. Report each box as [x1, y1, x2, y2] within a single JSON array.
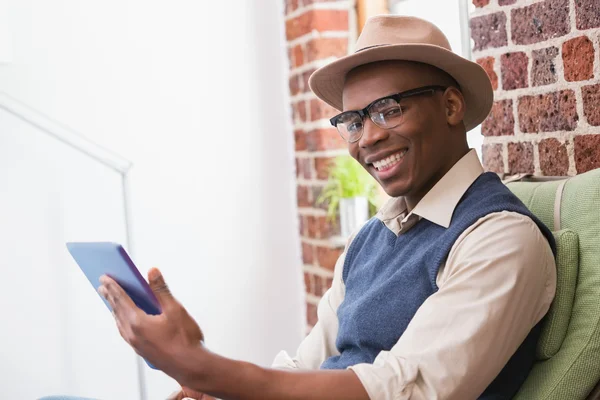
[[348, 211, 557, 400], [271, 230, 357, 370]]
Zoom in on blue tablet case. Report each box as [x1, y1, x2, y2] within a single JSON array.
[[66, 242, 162, 369]]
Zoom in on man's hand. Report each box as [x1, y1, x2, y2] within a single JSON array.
[[98, 267, 205, 379]]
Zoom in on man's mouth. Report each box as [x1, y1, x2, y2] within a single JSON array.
[[372, 149, 408, 172]]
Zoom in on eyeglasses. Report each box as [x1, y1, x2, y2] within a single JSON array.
[[330, 85, 447, 143]]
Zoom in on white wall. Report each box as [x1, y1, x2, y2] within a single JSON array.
[[390, 0, 484, 159], [0, 0, 305, 398]]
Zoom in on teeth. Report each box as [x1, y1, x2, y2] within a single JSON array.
[[373, 150, 407, 171]]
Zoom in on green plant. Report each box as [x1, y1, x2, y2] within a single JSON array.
[[317, 155, 379, 222]]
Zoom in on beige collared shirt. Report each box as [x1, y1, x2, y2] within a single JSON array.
[[272, 150, 557, 400]]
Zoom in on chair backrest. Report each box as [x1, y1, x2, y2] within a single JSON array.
[[505, 168, 600, 400]]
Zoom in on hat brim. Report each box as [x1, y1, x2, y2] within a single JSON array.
[[308, 44, 493, 132]]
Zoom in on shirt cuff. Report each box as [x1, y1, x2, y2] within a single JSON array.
[[348, 351, 418, 400], [271, 350, 300, 369]]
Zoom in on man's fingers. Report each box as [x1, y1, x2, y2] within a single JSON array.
[[148, 267, 175, 308], [99, 275, 141, 329]]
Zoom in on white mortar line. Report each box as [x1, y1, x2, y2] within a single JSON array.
[[532, 141, 542, 174], [567, 132, 578, 175], [347, 0, 358, 53], [511, 92, 522, 135], [287, 30, 350, 48], [306, 293, 322, 305], [574, 81, 590, 129], [291, 92, 320, 102], [298, 207, 328, 216], [293, 118, 335, 131], [492, 79, 596, 100], [302, 237, 344, 248], [290, 57, 339, 76], [483, 126, 600, 145], [303, 264, 334, 278], [494, 53, 503, 90], [569, 0, 578, 36], [295, 149, 347, 158], [592, 33, 600, 82], [506, 4, 513, 46], [286, 0, 353, 21], [470, 0, 547, 18], [502, 142, 509, 174], [296, 178, 329, 186], [472, 30, 592, 59]]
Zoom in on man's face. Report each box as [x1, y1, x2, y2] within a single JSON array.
[[342, 61, 462, 201]]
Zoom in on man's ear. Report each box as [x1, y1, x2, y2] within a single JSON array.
[[443, 87, 466, 127]]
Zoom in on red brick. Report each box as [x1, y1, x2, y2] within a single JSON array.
[[307, 215, 339, 239], [293, 100, 307, 123], [314, 157, 334, 180], [289, 75, 301, 96], [297, 185, 311, 207], [285, 0, 300, 15], [470, 12, 508, 51], [499, 0, 517, 4], [575, 0, 600, 30], [482, 144, 505, 174], [286, 10, 349, 41], [287, 47, 294, 69], [302, 69, 317, 93], [299, 215, 307, 236], [532, 47, 559, 87], [562, 36, 595, 82], [582, 84, 600, 126], [306, 303, 318, 327], [518, 91, 578, 133], [316, 246, 343, 271], [306, 128, 346, 151], [310, 99, 338, 121], [313, 275, 324, 296], [482, 100, 515, 136], [574, 135, 600, 173], [306, 37, 348, 62], [296, 157, 312, 179], [501, 52, 529, 90], [293, 44, 304, 68], [304, 272, 313, 293], [302, 242, 315, 264], [511, 0, 570, 45], [473, 0, 490, 8], [539, 138, 569, 176], [295, 129, 308, 151], [508, 142, 534, 174], [476, 57, 499, 90]]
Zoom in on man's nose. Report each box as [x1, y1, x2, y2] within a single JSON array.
[[358, 118, 389, 148]]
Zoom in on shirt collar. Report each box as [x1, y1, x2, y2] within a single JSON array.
[[378, 149, 484, 229]]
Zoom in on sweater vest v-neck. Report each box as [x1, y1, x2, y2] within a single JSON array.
[[320, 172, 555, 399]]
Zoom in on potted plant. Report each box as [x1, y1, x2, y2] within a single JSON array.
[[317, 155, 380, 238]]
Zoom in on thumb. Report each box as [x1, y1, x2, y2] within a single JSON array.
[[148, 267, 175, 307]]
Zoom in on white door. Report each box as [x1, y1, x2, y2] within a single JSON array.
[[0, 105, 141, 399]]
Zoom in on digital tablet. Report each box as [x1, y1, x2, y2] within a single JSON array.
[[66, 241, 162, 369]]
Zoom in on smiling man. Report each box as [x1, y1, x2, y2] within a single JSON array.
[[98, 16, 557, 400]]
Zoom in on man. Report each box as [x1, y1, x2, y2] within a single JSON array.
[[99, 16, 556, 399]]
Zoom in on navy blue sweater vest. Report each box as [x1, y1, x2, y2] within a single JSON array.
[[320, 172, 555, 399]]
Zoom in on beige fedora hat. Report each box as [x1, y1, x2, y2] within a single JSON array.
[[308, 15, 493, 132]]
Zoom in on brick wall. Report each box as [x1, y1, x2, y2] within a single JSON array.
[[471, 0, 600, 176], [284, 0, 354, 330]]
